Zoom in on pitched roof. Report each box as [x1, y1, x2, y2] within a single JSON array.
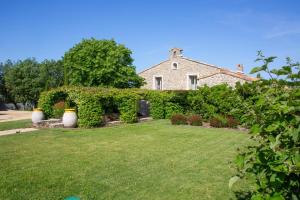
[[139, 56, 258, 82]]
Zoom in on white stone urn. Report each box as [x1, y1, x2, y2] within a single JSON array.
[[62, 109, 77, 128], [32, 108, 44, 123]]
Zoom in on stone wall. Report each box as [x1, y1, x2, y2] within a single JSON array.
[[198, 73, 247, 87], [139, 57, 220, 90], [138, 48, 253, 90]]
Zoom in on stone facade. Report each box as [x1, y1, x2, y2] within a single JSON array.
[[139, 48, 257, 90]]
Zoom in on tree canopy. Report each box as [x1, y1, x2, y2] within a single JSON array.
[[3, 58, 63, 105], [63, 38, 144, 88]]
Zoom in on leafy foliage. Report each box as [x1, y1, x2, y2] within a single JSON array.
[[165, 102, 183, 119], [115, 91, 139, 123], [171, 114, 188, 125], [231, 53, 300, 199], [226, 115, 239, 128], [187, 114, 203, 126], [52, 101, 65, 119], [38, 87, 141, 127], [4, 58, 43, 105], [209, 114, 228, 128], [63, 38, 144, 88], [187, 84, 242, 120], [2, 59, 63, 106], [77, 94, 103, 128], [146, 91, 169, 119]]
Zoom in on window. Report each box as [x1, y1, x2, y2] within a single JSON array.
[[172, 62, 178, 70], [188, 75, 198, 90], [155, 77, 162, 90]]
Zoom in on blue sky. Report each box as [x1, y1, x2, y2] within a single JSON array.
[[1, 0, 300, 74]]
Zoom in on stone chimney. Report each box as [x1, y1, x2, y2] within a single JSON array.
[[237, 64, 244, 73], [170, 48, 183, 59]]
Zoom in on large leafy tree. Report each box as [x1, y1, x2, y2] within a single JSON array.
[[3, 59, 64, 106], [0, 60, 16, 105], [4, 58, 42, 105], [63, 38, 144, 88], [40, 59, 64, 90], [0, 62, 6, 102]]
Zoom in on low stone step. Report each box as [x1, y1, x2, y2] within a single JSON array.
[[33, 119, 62, 128], [139, 117, 152, 122], [49, 122, 64, 128]]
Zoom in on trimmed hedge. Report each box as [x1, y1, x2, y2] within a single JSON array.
[[116, 91, 139, 123], [77, 94, 103, 128], [37, 84, 244, 128], [38, 87, 142, 127], [38, 90, 67, 118], [165, 102, 183, 119]]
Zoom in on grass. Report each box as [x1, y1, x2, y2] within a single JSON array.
[[0, 120, 252, 200], [0, 119, 32, 131]]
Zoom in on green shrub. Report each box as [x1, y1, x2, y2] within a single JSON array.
[[209, 114, 228, 128], [146, 91, 167, 119], [77, 94, 103, 128], [165, 102, 183, 119], [230, 54, 300, 199], [187, 84, 242, 120], [116, 91, 139, 123], [170, 114, 188, 125], [226, 115, 239, 128], [52, 101, 65, 118], [188, 114, 203, 126], [38, 90, 67, 118]]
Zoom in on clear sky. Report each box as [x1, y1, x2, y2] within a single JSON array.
[[1, 0, 300, 74]]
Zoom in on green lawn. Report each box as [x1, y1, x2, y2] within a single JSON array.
[[0, 120, 251, 200], [0, 119, 32, 131]]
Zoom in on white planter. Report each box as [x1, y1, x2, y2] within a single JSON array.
[[63, 109, 77, 128], [32, 108, 44, 123]]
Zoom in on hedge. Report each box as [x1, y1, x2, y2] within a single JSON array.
[[37, 84, 245, 127], [38, 87, 143, 127]]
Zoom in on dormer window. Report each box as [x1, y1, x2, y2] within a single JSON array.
[[172, 62, 178, 70]]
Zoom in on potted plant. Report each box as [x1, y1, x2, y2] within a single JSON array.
[[32, 108, 44, 123], [62, 108, 77, 128]]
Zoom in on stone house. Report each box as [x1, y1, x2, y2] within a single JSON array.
[[139, 48, 258, 90]]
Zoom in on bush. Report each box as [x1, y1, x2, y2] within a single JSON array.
[[188, 114, 203, 126], [165, 102, 183, 119], [187, 84, 243, 120], [171, 114, 188, 125], [38, 90, 67, 118], [77, 94, 103, 128], [209, 114, 228, 128], [116, 91, 139, 123], [146, 91, 167, 119], [226, 115, 239, 128], [230, 54, 300, 199], [52, 101, 65, 118]]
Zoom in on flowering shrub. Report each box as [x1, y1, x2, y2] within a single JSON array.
[[209, 114, 228, 128], [188, 114, 202, 126], [226, 115, 239, 128], [52, 101, 65, 118], [170, 114, 188, 125]]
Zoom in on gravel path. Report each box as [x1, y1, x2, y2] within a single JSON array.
[[0, 110, 32, 122], [0, 128, 38, 137]]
